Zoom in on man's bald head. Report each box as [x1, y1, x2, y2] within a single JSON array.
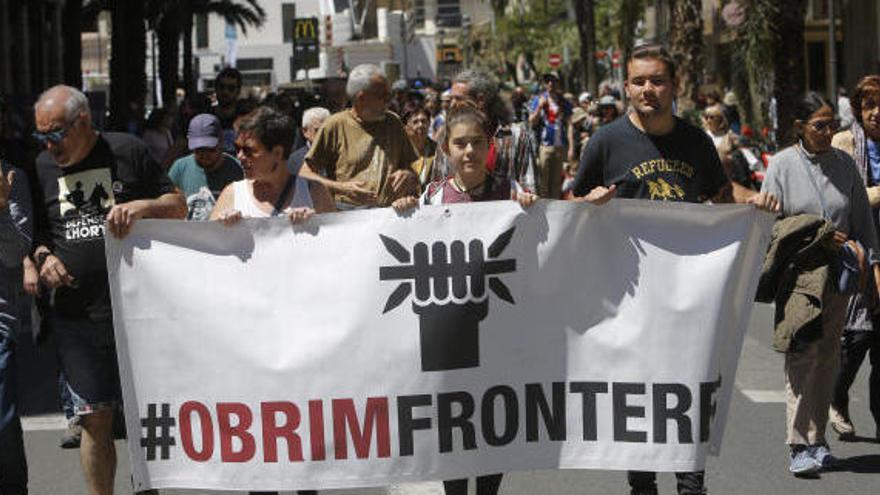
[[34, 85, 96, 167], [35, 85, 91, 123]]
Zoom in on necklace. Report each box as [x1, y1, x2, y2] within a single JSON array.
[[452, 176, 486, 195]]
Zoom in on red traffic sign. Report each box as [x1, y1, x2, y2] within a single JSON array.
[[548, 53, 562, 68]]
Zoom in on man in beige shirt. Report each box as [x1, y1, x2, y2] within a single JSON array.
[[301, 64, 418, 209]]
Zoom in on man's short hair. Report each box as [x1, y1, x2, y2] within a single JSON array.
[[453, 68, 498, 102], [452, 68, 511, 124], [216, 67, 243, 86], [301, 107, 331, 129], [346, 64, 385, 99], [627, 44, 677, 81], [35, 85, 91, 123], [236, 106, 295, 157]]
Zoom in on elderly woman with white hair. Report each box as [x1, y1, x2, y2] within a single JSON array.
[[289, 106, 331, 175], [211, 106, 334, 226]]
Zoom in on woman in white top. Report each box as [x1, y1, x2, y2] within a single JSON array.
[[211, 106, 334, 225], [210, 107, 328, 495]]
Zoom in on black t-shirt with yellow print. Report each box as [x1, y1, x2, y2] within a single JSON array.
[[573, 115, 728, 203], [33, 132, 176, 321]]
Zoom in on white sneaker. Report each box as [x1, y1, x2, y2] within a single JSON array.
[[829, 405, 855, 437]]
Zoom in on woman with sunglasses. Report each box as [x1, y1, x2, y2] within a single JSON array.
[[761, 92, 880, 476], [211, 106, 334, 226], [209, 107, 330, 495]]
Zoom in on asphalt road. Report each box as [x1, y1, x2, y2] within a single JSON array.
[[17, 304, 880, 494]]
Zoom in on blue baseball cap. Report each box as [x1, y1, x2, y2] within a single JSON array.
[[187, 113, 221, 150]]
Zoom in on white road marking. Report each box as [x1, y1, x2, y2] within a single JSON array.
[[21, 413, 69, 431], [740, 389, 787, 403]]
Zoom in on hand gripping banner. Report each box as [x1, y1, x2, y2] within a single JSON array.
[[105, 200, 774, 492]]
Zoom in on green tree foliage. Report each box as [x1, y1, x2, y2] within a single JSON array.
[[491, 0, 645, 87], [728, 0, 807, 144], [729, 0, 773, 130], [489, 0, 578, 82]]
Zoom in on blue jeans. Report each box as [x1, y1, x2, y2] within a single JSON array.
[[0, 334, 28, 494]]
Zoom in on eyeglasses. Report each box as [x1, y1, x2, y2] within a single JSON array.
[[807, 119, 840, 132], [32, 118, 78, 146], [235, 144, 261, 158]]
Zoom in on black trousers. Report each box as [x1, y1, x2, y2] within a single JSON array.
[[831, 330, 880, 432], [444, 474, 503, 495], [627, 470, 706, 495]]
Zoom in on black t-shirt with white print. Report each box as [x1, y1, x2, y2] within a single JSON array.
[[572, 115, 728, 202], [34, 132, 176, 321]]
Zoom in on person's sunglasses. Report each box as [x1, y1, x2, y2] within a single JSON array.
[[807, 119, 840, 132], [32, 118, 77, 146]]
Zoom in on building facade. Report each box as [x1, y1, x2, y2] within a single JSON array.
[[193, 0, 494, 89]]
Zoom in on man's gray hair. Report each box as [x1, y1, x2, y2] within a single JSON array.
[[453, 68, 498, 101], [35, 85, 91, 122], [453, 69, 510, 124], [301, 107, 331, 128], [346, 64, 385, 99]]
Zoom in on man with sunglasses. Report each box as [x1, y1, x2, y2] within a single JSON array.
[[31, 85, 185, 495], [213, 67, 243, 154]]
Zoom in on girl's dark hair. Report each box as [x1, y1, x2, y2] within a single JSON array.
[[794, 92, 832, 123], [236, 106, 295, 157], [443, 101, 490, 143]]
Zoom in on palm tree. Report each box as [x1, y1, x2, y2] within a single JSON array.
[[146, 0, 182, 108], [768, 0, 807, 146], [62, 0, 84, 89], [108, 0, 146, 131], [90, 1, 265, 110], [668, 0, 703, 112], [614, 0, 645, 79], [573, 0, 599, 94], [732, 0, 807, 145], [179, 1, 266, 98]]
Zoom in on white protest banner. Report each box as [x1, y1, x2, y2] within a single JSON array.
[[106, 199, 774, 492]]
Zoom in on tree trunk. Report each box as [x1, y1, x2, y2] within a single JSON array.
[[617, 0, 642, 81], [109, 0, 146, 132], [669, 0, 703, 113], [62, 0, 83, 89], [769, 0, 808, 147], [181, 0, 195, 98], [158, 12, 180, 108], [573, 0, 598, 94]]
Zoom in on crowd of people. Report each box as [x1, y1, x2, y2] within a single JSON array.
[[0, 43, 877, 495]]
